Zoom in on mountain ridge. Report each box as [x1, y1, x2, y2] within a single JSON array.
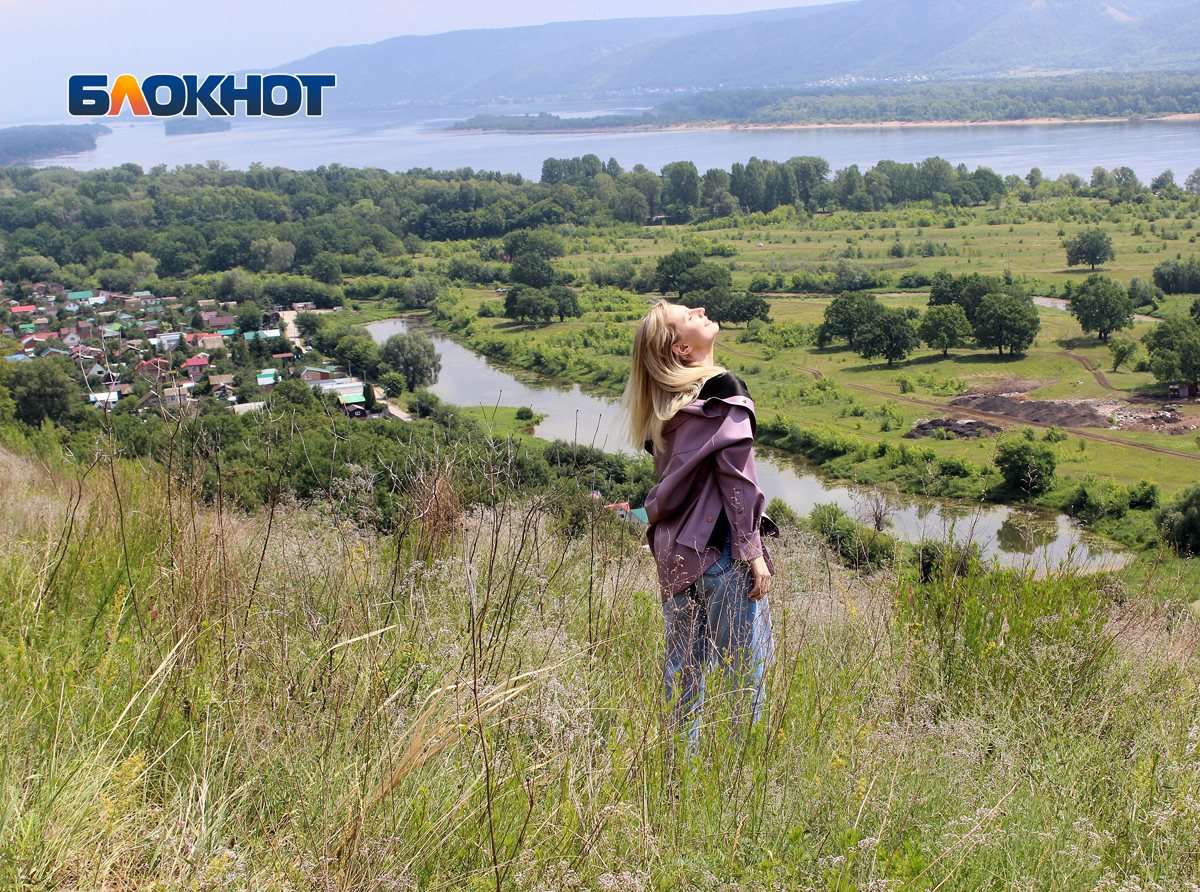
[[276, 0, 1200, 110]]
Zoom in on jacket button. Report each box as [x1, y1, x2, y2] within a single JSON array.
[[707, 517, 713, 522], [740, 536, 747, 542], [737, 508, 743, 515]]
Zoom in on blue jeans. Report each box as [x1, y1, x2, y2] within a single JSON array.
[[662, 536, 774, 750]]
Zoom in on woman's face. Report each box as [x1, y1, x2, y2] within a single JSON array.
[[668, 303, 718, 361]]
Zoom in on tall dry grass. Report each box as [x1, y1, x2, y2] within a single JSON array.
[[3, 428, 1200, 892]]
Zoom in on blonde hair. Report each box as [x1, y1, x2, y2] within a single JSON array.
[[622, 299, 724, 452]]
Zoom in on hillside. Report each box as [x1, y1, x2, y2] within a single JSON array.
[[280, 0, 1200, 110]]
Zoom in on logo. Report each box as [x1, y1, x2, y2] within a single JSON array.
[[69, 74, 336, 117]]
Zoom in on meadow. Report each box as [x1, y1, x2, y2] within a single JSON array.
[[5, 414, 1200, 891]]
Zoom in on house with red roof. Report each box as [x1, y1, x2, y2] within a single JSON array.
[[182, 354, 210, 381]]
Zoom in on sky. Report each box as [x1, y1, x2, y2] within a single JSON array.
[[0, 0, 852, 124]]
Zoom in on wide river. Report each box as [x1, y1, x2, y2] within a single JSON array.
[[366, 318, 1126, 572], [25, 104, 1200, 182]]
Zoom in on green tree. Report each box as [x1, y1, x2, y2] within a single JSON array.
[[269, 378, 316, 410], [380, 371, 407, 397], [995, 437, 1056, 495], [676, 262, 732, 301], [547, 285, 582, 322], [510, 254, 556, 289], [503, 229, 565, 261], [918, 304, 973, 355], [817, 292, 881, 349], [856, 306, 919, 366], [1158, 483, 1200, 556], [1064, 227, 1115, 271], [380, 331, 441, 391], [655, 248, 703, 294], [294, 311, 324, 338], [1108, 336, 1138, 372], [973, 293, 1040, 356], [1143, 316, 1200, 386], [335, 334, 382, 379], [1069, 274, 1133, 343], [4, 357, 78, 426], [309, 253, 344, 285]]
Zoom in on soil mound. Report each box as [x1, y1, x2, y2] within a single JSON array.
[[904, 418, 1003, 440], [950, 394, 1122, 427]]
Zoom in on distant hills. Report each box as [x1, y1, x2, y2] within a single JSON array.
[[281, 0, 1200, 111]]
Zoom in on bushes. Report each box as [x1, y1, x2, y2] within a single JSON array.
[[809, 502, 896, 569], [1158, 482, 1200, 556], [994, 437, 1056, 495]]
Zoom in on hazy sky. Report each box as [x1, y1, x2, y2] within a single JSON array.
[[0, 0, 852, 124]]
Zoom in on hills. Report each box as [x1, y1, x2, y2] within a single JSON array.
[[281, 0, 1200, 111]]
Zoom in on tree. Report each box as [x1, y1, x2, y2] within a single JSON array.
[[269, 378, 317, 410], [918, 304, 973, 355], [817, 292, 881, 349], [503, 286, 556, 324], [927, 270, 1004, 323], [1068, 274, 1133, 343], [701, 288, 771, 326], [1143, 316, 1200, 386], [294, 311, 324, 338], [547, 285, 582, 322], [510, 254, 556, 289], [973, 293, 1040, 356], [380, 371, 407, 397], [655, 249, 702, 294], [4, 358, 78, 426], [380, 331, 441, 392], [855, 307, 919, 367], [1064, 227, 1115, 271], [503, 229, 565, 261], [676, 262, 731, 301], [611, 187, 649, 223], [995, 437, 1056, 495], [1158, 483, 1200, 556], [1185, 167, 1200, 194], [1108, 337, 1138, 372], [335, 334, 383, 379]]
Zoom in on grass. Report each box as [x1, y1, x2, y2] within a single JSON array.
[[5, 420, 1200, 890]]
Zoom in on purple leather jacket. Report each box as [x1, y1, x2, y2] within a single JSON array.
[[643, 374, 774, 601]]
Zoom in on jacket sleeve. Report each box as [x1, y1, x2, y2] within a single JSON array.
[[710, 404, 766, 561]]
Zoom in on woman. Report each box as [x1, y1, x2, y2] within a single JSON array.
[[623, 299, 776, 748]]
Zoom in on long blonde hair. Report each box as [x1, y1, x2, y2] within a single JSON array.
[[622, 299, 724, 452]]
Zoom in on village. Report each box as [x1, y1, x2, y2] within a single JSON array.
[[1, 282, 395, 419]]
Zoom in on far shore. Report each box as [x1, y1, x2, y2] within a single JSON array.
[[451, 112, 1200, 135]]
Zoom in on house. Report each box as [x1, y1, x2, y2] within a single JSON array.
[[32, 317, 49, 332], [203, 314, 235, 330], [256, 368, 278, 392], [292, 301, 316, 311], [76, 320, 92, 337], [67, 290, 94, 305], [336, 390, 368, 417], [134, 357, 172, 381], [243, 329, 281, 341], [300, 365, 335, 384], [197, 335, 225, 352], [58, 329, 82, 348], [11, 305, 36, 317], [39, 346, 71, 359], [1, 326, 13, 338], [272, 351, 296, 366], [183, 354, 210, 381], [153, 332, 182, 351]]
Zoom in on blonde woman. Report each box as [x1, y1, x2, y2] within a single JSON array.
[[624, 299, 776, 748]]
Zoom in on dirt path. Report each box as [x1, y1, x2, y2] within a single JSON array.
[[1058, 350, 1117, 391], [717, 343, 1200, 463]]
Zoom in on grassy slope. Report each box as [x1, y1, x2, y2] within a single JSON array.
[[5, 427, 1200, 890]]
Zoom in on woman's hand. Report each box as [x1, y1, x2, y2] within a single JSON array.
[[748, 556, 772, 600]]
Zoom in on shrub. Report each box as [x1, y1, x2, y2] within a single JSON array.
[[765, 497, 800, 529], [1158, 482, 1200, 555], [1126, 479, 1161, 510], [515, 406, 534, 421], [994, 437, 1057, 495], [809, 502, 896, 569], [913, 539, 981, 583]]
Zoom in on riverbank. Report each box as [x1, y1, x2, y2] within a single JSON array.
[[451, 112, 1200, 135]]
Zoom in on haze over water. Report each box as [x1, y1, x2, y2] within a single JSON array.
[[26, 106, 1200, 181]]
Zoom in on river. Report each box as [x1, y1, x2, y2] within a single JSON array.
[[365, 317, 1126, 572], [25, 105, 1200, 182]]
